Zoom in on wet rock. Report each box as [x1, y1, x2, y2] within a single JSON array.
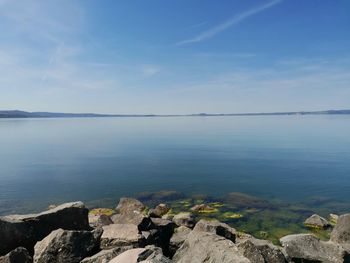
[[172, 213, 195, 229], [173, 231, 249, 263], [190, 204, 216, 213], [109, 246, 171, 263], [115, 198, 145, 214], [149, 204, 170, 218], [33, 228, 101, 263], [237, 238, 287, 263], [111, 213, 153, 231], [304, 214, 330, 229], [280, 234, 347, 263], [0, 201, 90, 255], [81, 246, 133, 263], [100, 224, 144, 249], [169, 226, 191, 256], [225, 192, 270, 208], [193, 219, 236, 243], [0, 247, 32, 263], [331, 214, 350, 244]]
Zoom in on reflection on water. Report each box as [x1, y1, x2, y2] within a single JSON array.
[[0, 116, 350, 240]]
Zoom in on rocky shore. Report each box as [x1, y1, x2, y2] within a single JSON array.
[[0, 198, 349, 263]]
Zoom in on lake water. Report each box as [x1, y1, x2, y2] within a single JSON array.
[[1, 115, 350, 241]]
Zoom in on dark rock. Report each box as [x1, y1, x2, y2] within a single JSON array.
[[149, 204, 170, 218], [169, 226, 191, 256], [100, 224, 145, 249], [141, 229, 159, 245], [111, 213, 153, 231], [172, 213, 195, 229], [173, 231, 249, 263], [115, 198, 145, 215], [81, 246, 133, 263], [0, 201, 90, 256], [109, 246, 171, 263], [331, 214, 350, 244], [237, 238, 287, 263], [304, 214, 330, 229], [225, 192, 270, 209], [150, 218, 175, 256], [193, 219, 236, 243], [280, 234, 347, 263], [33, 228, 101, 263], [0, 247, 32, 263]]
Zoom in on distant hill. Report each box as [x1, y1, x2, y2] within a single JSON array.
[[0, 109, 350, 118]]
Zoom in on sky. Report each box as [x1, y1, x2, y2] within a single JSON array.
[[0, 0, 349, 114]]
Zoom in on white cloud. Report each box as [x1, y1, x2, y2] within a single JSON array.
[[177, 0, 282, 45]]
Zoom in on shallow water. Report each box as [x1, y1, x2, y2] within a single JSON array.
[[0, 115, 349, 241]]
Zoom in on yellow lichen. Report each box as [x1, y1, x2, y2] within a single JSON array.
[[89, 208, 115, 216]]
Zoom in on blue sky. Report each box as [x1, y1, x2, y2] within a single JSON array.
[[0, 0, 349, 114]]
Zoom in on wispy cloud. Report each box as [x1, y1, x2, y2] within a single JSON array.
[[177, 0, 282, 45]]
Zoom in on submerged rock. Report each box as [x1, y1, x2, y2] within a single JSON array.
[[169, 226, 192, 256], [81, 246, 133, 263], [137, 191, 184, 203], [33, 228, 101, 263], [172, 213, 195, 228], [280, 234, 348, 263], [193, 219, 236, 243], [304, 214, 330, 229], [331, 213, 350, 244], [173, 231, 249, 263], [149, 204, 170, 218], [0, 247, 32, 263], [225, 192, 270, 209], [100, 224, 144, 249], [237, 238, 287, 263], [109, 246, 171, 263], [0, 201, 90, 256], [190, 204, 217, 213]]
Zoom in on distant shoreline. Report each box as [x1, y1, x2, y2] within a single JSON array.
[[0, 109, 350, 118]]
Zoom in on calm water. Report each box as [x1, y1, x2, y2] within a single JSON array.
[[0, 116, 350, 216]]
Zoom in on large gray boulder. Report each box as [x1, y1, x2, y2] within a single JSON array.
[[169, 226, 191, 256], [0, 201, 90, 255], [193, 219, 236, 243], [115, 198, 145, 214], [331, 213, 350, 244], [80, 246, 133, 263], [280, 234, 348, 263], [173, 231, 250, 263], [111, 213, 153, 231], [237, 238, 287, 263], [172, 213, 195, 229], [109, 246, 171, 263], [304, 214, 330, 229], [33, 228, 101, 263], [100, 224, 145, 249], [0, 247, 32, 263]]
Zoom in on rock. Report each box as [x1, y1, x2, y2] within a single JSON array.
[[169, 226, 191, 256], [331, 213, 350, 244], [141, 229, 159, 245], [109, 246, 171, 263], [225, 192, 270, 209], [81, 246, 133, 263], [193, 219, 236, 243], [115, 198, 145, 214], [111, 213, 153, 231], [137, 191, 184, 203], [280, 234, 348, 263], [172, 213, 195, 229], [149, 204, 170, 218], [162, 214, 174, 221], [304, 214, 330, 229], [150, 218, 175, 256], [0, 247, 32, 263], [237, 238, 287, 263], [173, 231, 249, 263], [330, 213, 339, 225], [100, 224, 144, 249], [89, 214, 113, 228], [0, 201, 90, 255], [33, 228, 101, 263], [190, 204, 217, 213]]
